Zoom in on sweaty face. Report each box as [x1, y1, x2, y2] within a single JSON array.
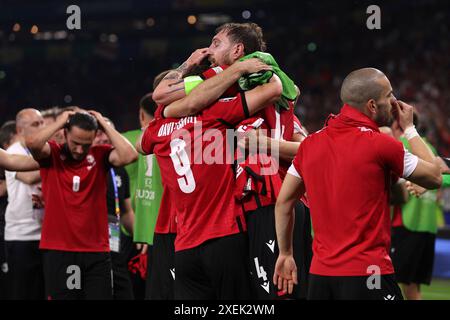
[[373, 76, 397, 127], [208, 30, 237, 67], [65, 126, 96, 161]]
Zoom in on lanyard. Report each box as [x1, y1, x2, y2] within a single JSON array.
[[110, 168, 120, 221]]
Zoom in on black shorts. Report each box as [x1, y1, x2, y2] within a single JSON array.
[[308, 274, 404, 300], [391, 226, 436, 285], [245, 204, 279, 299], [146, 233, 176, 300], [244, 201, 312, 300], [175, 233, 252, 300], [5, 240, 45, 300], [42, 250, 113, 300], [0, 237, 7, 300]]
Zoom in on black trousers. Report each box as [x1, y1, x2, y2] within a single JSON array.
[[175, 233, 252, 300], [244, 201, 312, 300], [391, 226, 436, 285], [146, 233, 176, 300], [0, 237, 8, 300], [5, 240, 45, 300], [42, 250, 113, 300]]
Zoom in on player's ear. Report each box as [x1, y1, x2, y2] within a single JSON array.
[[366, 99, 377, 115], [232, 43, 245, 59]]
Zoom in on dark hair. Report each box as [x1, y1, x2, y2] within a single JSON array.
[[216, 22, 266, 55], [139, 92, 157, 117], [0, 120, 17, 148], [184, 57, 211, 77], [56, 106, 79, 118], [66, 112, 98, 132], [153, 70, 171, 90]]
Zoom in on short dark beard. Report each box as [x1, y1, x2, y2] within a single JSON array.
[[62, 143, 84, 162]]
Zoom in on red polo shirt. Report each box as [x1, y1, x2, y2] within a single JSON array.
[[288, 104, 418, 276]]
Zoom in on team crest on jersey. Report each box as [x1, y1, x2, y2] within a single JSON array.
[[358, 126, 373, 133], [87, 154, 95, 164], [212, 66, 224, 74], [86, 154, 96, 171]]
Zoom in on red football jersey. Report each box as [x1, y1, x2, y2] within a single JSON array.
[[289, 104, 418, 276], [154, 185, 177, 234], [153, 104, 178, 234], [141, 94, 249, 252], [391, 205, 403, 227], [259, 101, 294, 182], [235, 118, 282, 212], [38, 141, 113, 252], [200, 65, 294, 211]]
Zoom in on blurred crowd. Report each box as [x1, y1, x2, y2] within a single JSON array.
[[0, 0, 448, 156]]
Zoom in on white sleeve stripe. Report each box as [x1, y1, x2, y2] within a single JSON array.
[[288, 164, 301, 179], [403, 150, 419, 178], [293, 121, 302, 134]]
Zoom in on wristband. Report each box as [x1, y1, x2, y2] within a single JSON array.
[[404, 125, 419, 140], [184, 76, 204, 95]]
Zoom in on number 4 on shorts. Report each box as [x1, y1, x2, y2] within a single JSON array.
[[254, 257, 267, 282]]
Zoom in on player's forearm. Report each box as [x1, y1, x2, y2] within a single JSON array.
[[26, 120, 62, 153], [390, 180, 408, 205], [407, 135, 437, 164], [104, 125, 138, 164], [153, 77, 186, 106], [2, 153, 40, 172], [0, 180, 6, 197], [181, 63, 244, 115], [153, 61, 193, 105], [121, 199, 135, 235], [275, 202, 296, 256], [266, 138, 300, 162], [407, 134, 441, 178], [16, 171, 41, 185]]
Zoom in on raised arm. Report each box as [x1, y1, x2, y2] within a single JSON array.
[[88, 111, 138, 167], [0, 149, 40, 172], [163, 58, 272, 118], [244, 74, 283, 115], [395, 101, 442, 189], [153, 48, 210, 106], [26, 110, 74, 160]]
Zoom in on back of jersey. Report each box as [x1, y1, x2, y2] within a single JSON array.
[[141, 93, 250, 251]]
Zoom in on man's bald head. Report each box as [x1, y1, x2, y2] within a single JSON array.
[[16, 108, 41, 126], [15, 108, 44, 137], [340, 68, 387, 110]]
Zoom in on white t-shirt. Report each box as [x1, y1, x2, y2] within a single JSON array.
[[5, 141, 42, 241]]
